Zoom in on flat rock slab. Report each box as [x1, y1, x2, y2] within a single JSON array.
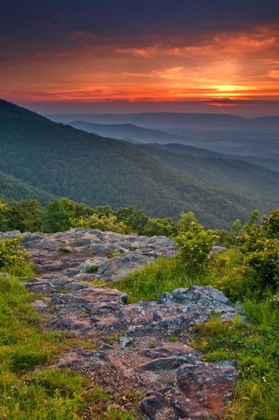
[[13, 228, 177, 283]]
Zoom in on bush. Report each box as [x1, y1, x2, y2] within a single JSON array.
[[176, 221, 219, 276], [8, 199, 44, 232], [208, 248, 257, 301], [241, 210, 279, 289], [0, 237, 32, 275], [0, 198, 11, 231], [71, 214, 131, 234]]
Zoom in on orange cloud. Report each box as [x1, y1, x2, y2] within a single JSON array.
[[269, 70, 279, 79], [1, 24, 279, 108]]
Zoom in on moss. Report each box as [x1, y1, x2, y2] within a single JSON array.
[[89, 265, 99, 273]]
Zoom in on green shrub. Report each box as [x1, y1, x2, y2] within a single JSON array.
[[208, 248, 258, 301], [7, 199, 44, 232], [0, 237, 32, 275], [240, 210, 279, 290], [71, 214, 131, 234], [0, 198, 11, 231], [176, 221, 219, 276]]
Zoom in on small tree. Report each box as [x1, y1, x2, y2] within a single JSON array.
[[178, 211, 198, 232], [176, 221, 219, 276], [44, 198, 78, 232], [116, 207, 149, 234], [143, 217, 178, 237], [8, 200, 44, 232]]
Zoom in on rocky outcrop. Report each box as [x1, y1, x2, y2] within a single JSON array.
[[28, 279, 240, 419], [4, 229, 242, 419], [7, 228, 177, 283]]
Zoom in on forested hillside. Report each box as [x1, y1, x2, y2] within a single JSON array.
[[150, 143, 279, 172], [136, 144, 279, 213], [145, 143, 222, 157], [0, 99, 255, 228], [0, 170, 55, 205]]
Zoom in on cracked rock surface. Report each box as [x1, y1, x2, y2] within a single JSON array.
[[5, 228, 177, 283], [4, 229, 241, 419]]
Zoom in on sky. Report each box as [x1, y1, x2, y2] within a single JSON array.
[[1, 0, 279, 117]]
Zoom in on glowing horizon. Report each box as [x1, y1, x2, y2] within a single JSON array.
[[1, 1, 279, 116]]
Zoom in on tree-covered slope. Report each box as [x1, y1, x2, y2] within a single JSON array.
[[136, 144, 279, 213], [0, 169, 55, 205], [144, 143, 279, 172], [145, 143, 222, 157], [0, 99, 255, 228]]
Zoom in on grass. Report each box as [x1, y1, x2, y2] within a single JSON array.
[[0, 274, 137, 420], [107, 251, 124, 259], [168, 334, 179, 342], [112, 256, 208, 303], [190, 300, 279, 420]]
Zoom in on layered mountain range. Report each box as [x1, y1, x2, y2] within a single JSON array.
[[1, 99, 278, 228]]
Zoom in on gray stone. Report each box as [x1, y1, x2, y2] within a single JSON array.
[[25, 281, 56, 294], [209, 245, 226, 256], [140, 392, 178, 420]]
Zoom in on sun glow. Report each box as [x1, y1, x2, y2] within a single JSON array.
[[217, 85, 242, 92], [1, 24, 279, 111]]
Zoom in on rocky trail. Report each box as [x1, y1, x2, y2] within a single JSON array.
[[2, 229, 243, 419]]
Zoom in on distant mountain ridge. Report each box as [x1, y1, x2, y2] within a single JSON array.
[[48, 112, 279, 130], [50, 112, 279, 158], [68, 120, 188, 144]]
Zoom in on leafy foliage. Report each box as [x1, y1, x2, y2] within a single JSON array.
[[0, 197, 183, 236], [0, 199, 45, 233], [240, 210, 279, 289], [7, 200, 44, 232], [176, 221, 219, 276], [43, 198, 95, 233], [0, 198, 10, 232], [0, 237, 32, 275], [72, 213, 131, 234]]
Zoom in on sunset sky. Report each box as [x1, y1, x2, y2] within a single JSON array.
[[1, 0, 279, 116]]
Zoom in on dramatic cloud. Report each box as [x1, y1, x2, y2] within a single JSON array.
[[1, 1, 279, 115]]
